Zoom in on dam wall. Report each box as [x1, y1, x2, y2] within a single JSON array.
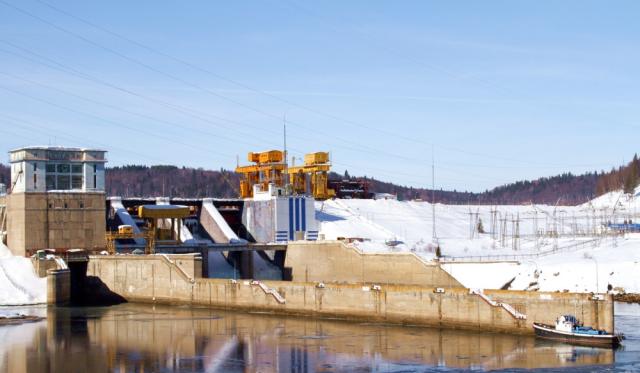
[[86, 254, 614, 335], [284, 241, 464, 288]]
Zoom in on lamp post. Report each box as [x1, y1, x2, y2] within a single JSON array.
[[589, 256, 599, 294]]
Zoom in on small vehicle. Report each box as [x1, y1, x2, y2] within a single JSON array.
[[118, 225, 134, 234], [533, 315, 623, 348]]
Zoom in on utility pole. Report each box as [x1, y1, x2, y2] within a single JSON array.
[[500, 213, 508, 248], [533, 208, 539, 251], [490, 207, 498, 240], [432, 145, 437, 243], [468, 208, 480, 239], [515, 213, 520, 250], [468, 208, 473, 239]]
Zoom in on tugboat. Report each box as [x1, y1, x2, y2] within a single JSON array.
[[533, 315, 623, 348]]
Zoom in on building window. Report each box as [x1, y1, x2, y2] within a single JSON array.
[[87, 163, 100, 190], [45, 163, 84, 190], [57, 175, 70, 189], [71, 175, 83, 189], [46, 175, 56, 190], [32, 163, 37, 188], [57, 164, 70, 173]]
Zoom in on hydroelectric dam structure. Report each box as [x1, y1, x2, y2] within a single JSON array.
[[0, 146, 617, 339]]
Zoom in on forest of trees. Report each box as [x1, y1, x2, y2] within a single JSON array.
[[0, 155, 638, 205], [105, 165, 240, 198], [595, 154, 640, 196], [341, 171, 599, 205]]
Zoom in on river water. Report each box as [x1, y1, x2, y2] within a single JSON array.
[[0, 302, 637, 372]]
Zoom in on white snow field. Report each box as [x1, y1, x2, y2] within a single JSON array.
[[316, 188, 640, 294], [0, 242, 46, 306]]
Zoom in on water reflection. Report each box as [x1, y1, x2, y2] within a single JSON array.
[[0, 303, 617, 372]]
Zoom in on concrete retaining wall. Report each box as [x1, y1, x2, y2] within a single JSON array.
[[87, 254, 614, 335], [484, 289, 614, 334], [285, 241, 464, 288], [47, 269, 70, 305]]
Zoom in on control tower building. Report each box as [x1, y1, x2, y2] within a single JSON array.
[[5, 146, 107, 256]]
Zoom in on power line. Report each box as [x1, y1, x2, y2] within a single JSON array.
[[0, 50, 449, 183], [0, 84, 237, 161], [1, 0, 594, 170], [276, 0, 635, 169], [32, 0, 444, 147], [0, 0, 418, 161], [0, 113, 167, 163], [0, 39, 439, 167], [36, 0, 429, 143], [0, 70, 283, 151], [0, 0, 620, 190]]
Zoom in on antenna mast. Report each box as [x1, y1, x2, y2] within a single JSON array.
[[283, 114, 289, 193]]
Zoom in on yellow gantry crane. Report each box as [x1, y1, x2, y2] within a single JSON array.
[[235, 150, 335, 200], [286, 152, 335, 200], [235, 150, 286, 198]]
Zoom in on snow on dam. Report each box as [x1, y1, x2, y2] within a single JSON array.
[[0, 242, 46, 306]]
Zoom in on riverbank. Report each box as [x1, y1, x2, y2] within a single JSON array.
[[0, 314, 43, 325], [614, 293, 640, 304]]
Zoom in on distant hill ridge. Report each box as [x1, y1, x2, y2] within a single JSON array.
[[0, 156, 638, 205]]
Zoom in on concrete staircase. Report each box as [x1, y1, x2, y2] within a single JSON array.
[[471, 289, 527, 320], [251, 280, 286, 304]]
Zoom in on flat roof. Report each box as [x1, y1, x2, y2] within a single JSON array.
[[9, 146, 107, 153], [138, 204, 191, 219]]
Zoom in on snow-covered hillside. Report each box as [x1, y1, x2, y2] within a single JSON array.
[[0, 243, 46, 306], [316, 188, 640, 294]]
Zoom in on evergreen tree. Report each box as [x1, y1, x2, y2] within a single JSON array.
[[624, 162, 638, 194]]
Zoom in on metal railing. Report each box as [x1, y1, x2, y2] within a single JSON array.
[[251, 280, 286, 304], [159, 254, 195, 283], [439, 238, 603, 263], [471, 289, 527, 320]]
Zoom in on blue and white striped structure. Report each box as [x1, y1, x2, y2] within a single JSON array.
[[277, 196, 317, 243], [244, 194, 319, 244]]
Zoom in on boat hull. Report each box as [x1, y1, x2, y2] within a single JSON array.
[[533, 323, 621, 348]]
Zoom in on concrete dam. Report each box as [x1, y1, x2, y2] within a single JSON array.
[[51, 241, 613, 336]]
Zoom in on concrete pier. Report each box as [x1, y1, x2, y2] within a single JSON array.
[[86, 252, 614, 335], [46, 269, 70, 305]]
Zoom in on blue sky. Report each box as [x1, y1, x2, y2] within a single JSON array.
[[0, 0, 638, 192]]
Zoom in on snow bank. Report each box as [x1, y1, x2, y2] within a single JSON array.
[[440, 262, 521, 290], [509, 235, 640, 293], [0, 243, 46, 306]]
